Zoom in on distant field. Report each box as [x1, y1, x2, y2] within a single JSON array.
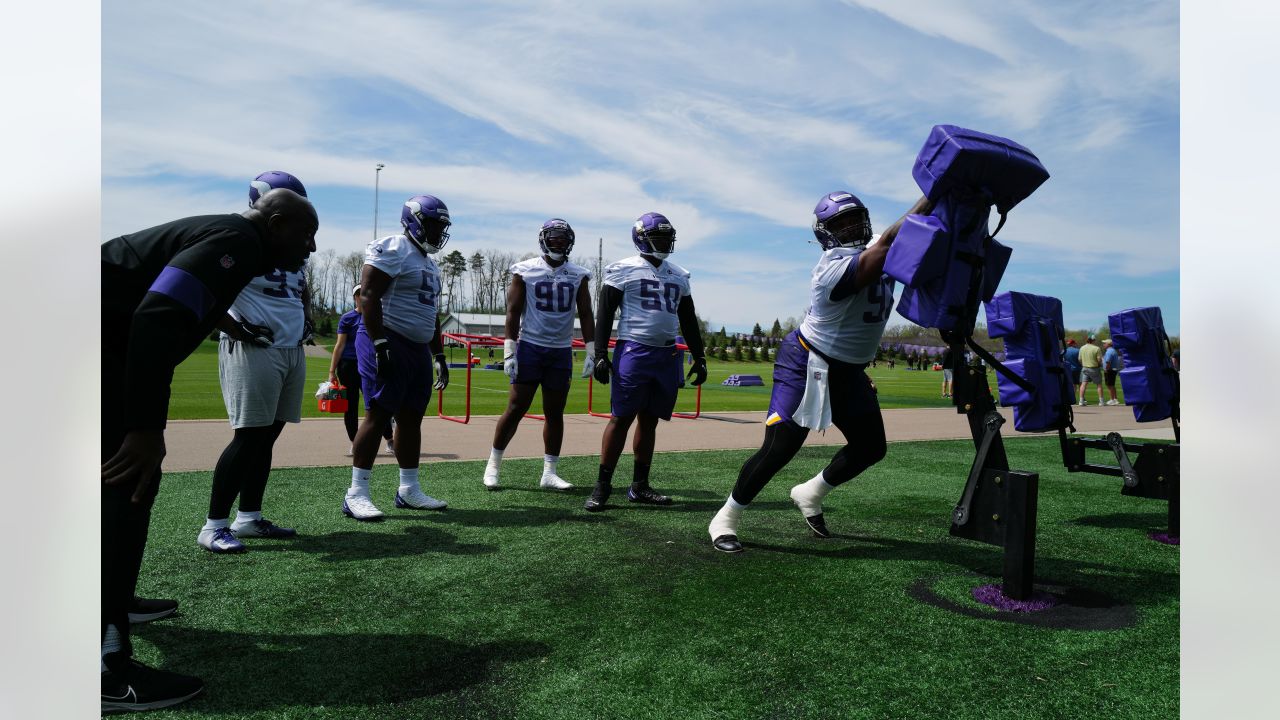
[[168, 339, 1115, 421]]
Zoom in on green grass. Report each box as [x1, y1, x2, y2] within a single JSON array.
[[134, 437, 1176, 719], [169, 340, 1024, 420]]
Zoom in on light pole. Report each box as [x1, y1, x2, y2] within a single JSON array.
[[373, 163, 385, 239]]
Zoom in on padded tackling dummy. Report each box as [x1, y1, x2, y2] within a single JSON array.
[[886, 125, 1049, 331], [984, 291, 1073, 432], [1108, 306, 1177, 422]]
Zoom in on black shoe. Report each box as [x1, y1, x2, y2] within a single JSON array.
[[584, 483, 612, 512], [627, 485, 673, 506], [712, 534, 743, 553], [803, 513, 832, 539], [128, 596, 178, 624], [102, 659, 203, 714]]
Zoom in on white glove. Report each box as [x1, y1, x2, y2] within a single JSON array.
[[581, 340, 595, 379], [503, 338, 518, 379]]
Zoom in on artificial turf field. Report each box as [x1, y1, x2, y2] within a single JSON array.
[[169, 340, 1119, 421], [134, 436, 1176, 719]]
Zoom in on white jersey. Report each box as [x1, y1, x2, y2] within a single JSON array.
[[799, 245, 894, 364], [512, 256, 591, 348], [364, 234, 441, 344], [604, 255, 692, 347], [223, 269, 306, 346]]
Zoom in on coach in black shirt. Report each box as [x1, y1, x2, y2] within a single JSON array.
[[100, 188, 316, 713]]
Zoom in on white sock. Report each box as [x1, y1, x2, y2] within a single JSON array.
[[802, 471, 836, 498], [102, 624, 123, 672], [234, 510, 261, 525], [709, 496, 746, 539], [488, 447, 504, 465], [543, 454, 559, 477], [398, 467, 420, 492], [202, 517, 230, 532], [350, 466, 372, 495]]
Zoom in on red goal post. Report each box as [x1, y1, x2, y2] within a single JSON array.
[[435, 332, 592, 424], [586, 338, 702, 420]]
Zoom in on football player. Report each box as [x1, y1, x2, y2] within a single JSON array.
[[197, 171, 312, 553], [483, 219, 596, 490], [707, 191, 932, 552], [342, 195, 452, 520], [102, 186, 316, 711], [585, 212, 708, 511]]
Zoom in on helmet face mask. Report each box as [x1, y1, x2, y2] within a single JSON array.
[[812, 191, 872, 251], [401, 195, 451, 254], [538, 219, 575, 261], [632, 212, 676, 259]]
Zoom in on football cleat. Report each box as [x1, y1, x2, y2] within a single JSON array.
[[801, 513, 832, 539], [102, 659, 204, 714], [197, 527, 246, 554], [128, 597, 178, 624], [627, 485, 673, 506], [230, 518, 297, 539], [539, 473, 573, 491], [789, 483, 832, 538], [584, 482, 612, 512], [385, 440, 396, 455], [342, 494, 386, 521], [395, 487, 448, 510], [483, 464, 501, 490], [712, 535, 744, 553]]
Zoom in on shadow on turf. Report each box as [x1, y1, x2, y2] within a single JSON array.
[[424, 505, 618, 528], [247, 525, 497, 561], [132, 624, 549, 713], [1071, 511, 1167, 531], [741, 532, 1178, 607]]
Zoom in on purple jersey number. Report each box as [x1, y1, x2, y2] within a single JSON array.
[[262, 270, 302, 299], [862, 280, 891, 323], [639, 279, 680, 313], [534, 280, 575, 312], [417, 270, 436, 306]]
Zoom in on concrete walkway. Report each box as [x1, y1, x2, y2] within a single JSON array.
[[162, 404, 1174, 472]]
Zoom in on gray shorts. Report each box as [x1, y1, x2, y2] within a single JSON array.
[[943, 369, 954, 381], [1080, 367, 1102, 384], [218, 337, 306, 428]]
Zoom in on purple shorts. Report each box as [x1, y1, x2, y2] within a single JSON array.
[[766, 331, 878, 428], [355, 328, 433, 416], [514, 341, 572, 391], [611, 340, 681, 420]]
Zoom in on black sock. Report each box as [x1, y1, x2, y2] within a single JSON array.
[[631, 462, 651, 489], [596, 465, 615, 487]]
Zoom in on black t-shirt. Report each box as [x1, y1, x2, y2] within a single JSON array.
[[102, 214, 268, 431]]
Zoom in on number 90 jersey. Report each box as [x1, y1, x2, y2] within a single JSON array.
[[799, 245, 895, 364], [364, 234, 442, 344], [604, 255, 692, 347], [511, 257, 592, 349], [224, 269, 306, 346]]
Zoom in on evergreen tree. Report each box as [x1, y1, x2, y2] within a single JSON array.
[[753, 323, 763, 336], [733, 344, 743, 361], [770, 318, 783, 338]]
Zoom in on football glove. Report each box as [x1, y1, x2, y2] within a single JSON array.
[[433, 353, 449, 391], [593, 356, 612, 385], [373, 338, 393, 379], [687, 356, 708, 386], [302, 317, 316, 346], [581, 340, 595, 379], [503, 339, 518, 380], [232, 319, 274, 348]]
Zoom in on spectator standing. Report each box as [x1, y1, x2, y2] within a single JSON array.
[[1078, 334, 1104, 406], [1063, 339, 1082, 401], [940, 346, 954, 397], [1102, 338, 1123, 405]]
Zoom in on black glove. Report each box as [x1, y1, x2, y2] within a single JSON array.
[[593, 356, 612, 385], [687, 356, 708, 386], [231, 319, 274, 348], [302, 318, 316, 346], [433, 353, 449, 391], [373, 338, 393, 379]]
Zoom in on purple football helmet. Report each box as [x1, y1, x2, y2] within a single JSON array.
[[401, 195, 451, 254], [812, 191, 872, 250], [539, 218, 575, 261], [632, 212, 676, 259], [249, 171, 307, 206]]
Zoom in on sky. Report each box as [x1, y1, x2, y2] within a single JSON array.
[[101, 0, 1179, 335]]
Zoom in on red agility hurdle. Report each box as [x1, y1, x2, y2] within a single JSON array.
[[586, 338, 702, 420], [435, 333, 591, 424]]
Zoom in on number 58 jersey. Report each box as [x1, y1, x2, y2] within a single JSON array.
[[604, 255, 692, 347], [511, 257, 592, 348], [799, 245, 895, 364]]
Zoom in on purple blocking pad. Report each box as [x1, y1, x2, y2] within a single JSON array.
[[1108, 307, 1177, 422], [886, 125, 1048, 331], [913, 125, 1050, 214], [985, 291, 1071, 432]]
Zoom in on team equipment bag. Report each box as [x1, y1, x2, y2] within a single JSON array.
[[1108, 307, 1177, 422], [984, 291, 1073, 432], [886, 125, 1049, 331]]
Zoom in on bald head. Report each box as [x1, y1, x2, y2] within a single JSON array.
[[245, 188, 318, 272]]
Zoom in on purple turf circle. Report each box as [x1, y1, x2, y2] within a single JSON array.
[[972, 583, 1060, 612]]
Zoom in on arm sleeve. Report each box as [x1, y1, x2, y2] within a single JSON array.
[[595, 285, 622, 353], [676, 296, 705, 358]]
